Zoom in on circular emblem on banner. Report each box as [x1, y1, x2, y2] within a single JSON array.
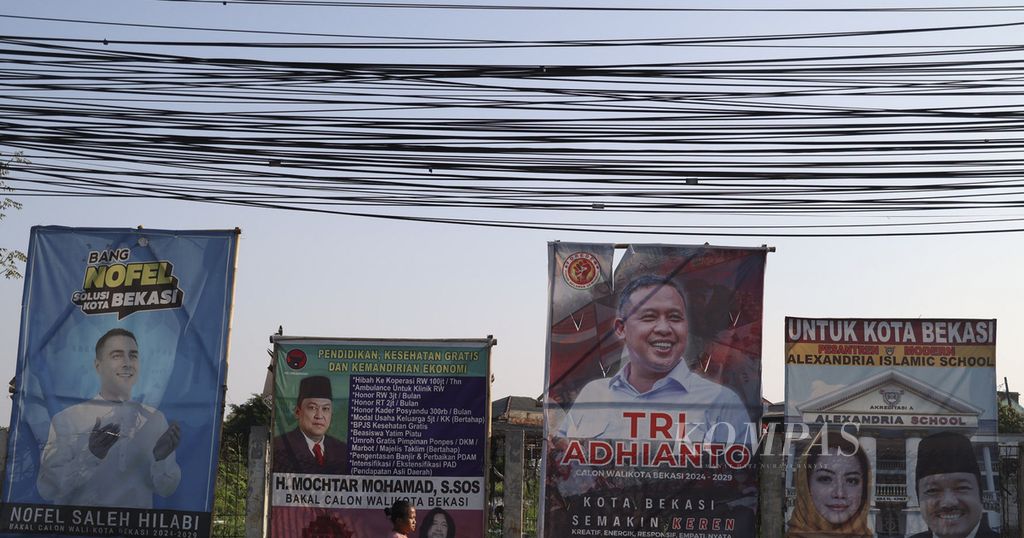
[[563, 252, 601, 290], [286, 349, 307, 370]]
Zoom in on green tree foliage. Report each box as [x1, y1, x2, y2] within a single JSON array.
[[211, 394, 271, 538], [998, 402, 1024, 433], [1, 152, 28, 279], [212, 438, 248, 538], [222, 393, 271, 452]]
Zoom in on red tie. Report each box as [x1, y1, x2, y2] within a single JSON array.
[[313, 442, 324, 466]]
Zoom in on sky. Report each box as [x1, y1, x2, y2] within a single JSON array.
[[2, 0, 1023, 426]]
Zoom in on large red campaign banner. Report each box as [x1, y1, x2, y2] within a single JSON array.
[[542, 243, 767, 538]]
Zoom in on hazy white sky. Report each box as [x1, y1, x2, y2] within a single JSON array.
[[2, 0, 1023, 424]]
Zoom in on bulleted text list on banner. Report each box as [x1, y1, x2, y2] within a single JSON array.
[[269, 337, 492, 538]]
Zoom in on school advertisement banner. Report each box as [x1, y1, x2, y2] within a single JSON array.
[[784, 317, 999, 538], [1, 226, 239, 538], [270, 337, 492, 538], [542, 243, 767, 538]]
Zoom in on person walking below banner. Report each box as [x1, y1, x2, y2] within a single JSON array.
[[36, 328, 182, 508], [272, 375, 348, 474], [386, 499, 417, 538]]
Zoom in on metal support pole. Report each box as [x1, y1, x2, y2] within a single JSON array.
[[503, 429, 524, 538], [0, 429, 7, 498], [246, 425, 270, 538], [1018, 442, 1024, 536], [760, 453, 785, 538]]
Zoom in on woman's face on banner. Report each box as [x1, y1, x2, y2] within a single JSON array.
[[426, 513, 449, 538], [809, 453, 864, 525]]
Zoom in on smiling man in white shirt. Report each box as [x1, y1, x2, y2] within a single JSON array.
[[36, 328, 182, 508], [558, 274, 751, 446]]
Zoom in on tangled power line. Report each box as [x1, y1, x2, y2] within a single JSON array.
[[4, 3, 1024, 236]]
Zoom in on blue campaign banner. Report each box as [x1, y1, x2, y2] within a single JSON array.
[[1, 226, 238, 538]]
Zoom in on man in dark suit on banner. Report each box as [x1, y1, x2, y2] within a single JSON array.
[[273, 375, 348, 475], [909, 431, 998, 538]]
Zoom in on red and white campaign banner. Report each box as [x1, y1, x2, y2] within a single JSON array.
[[542, 243, 767, 538]]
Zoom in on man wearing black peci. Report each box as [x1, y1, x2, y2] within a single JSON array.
[[908, 431, 998, 538], [273, 376, 348, 474]]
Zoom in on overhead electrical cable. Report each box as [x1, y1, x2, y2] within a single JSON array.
[[4, 12, 1024, 236]]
